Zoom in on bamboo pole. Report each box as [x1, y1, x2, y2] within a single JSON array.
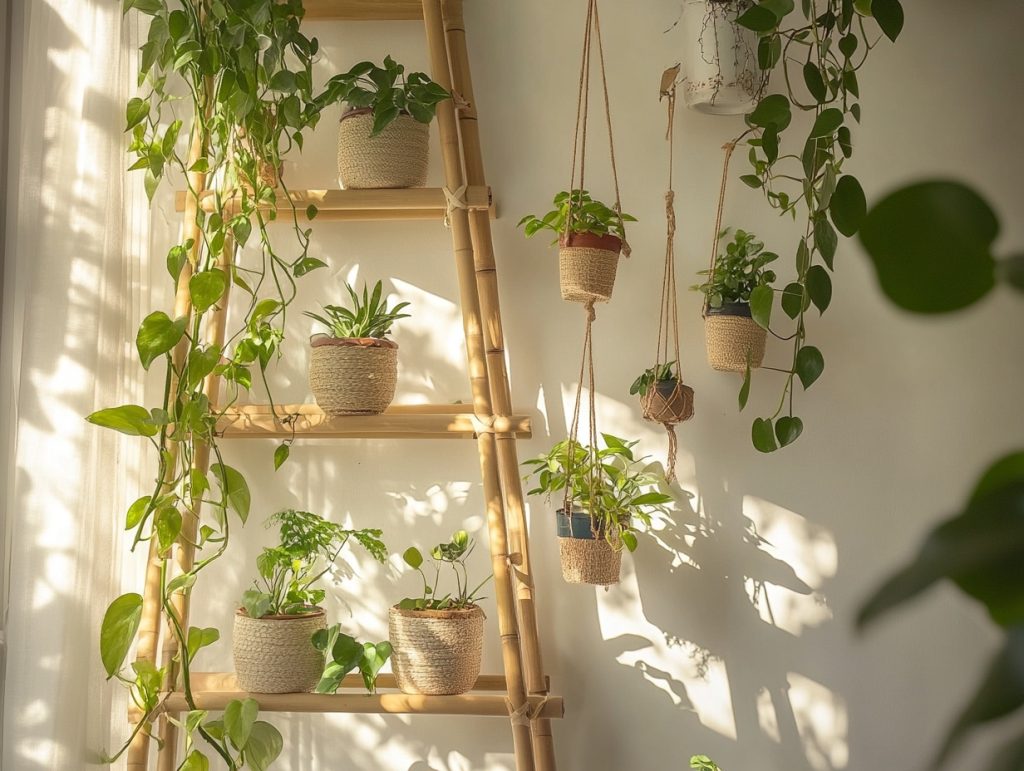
[[422, 2, 535, 769], [127, 118, 210, 771], [442, 2, 557, 768], [188, 670, 548, 692]]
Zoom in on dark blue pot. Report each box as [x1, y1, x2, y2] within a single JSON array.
[[705, 301, 752, 318], [555, 509, 604, 540]]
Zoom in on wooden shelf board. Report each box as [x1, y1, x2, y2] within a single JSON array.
[[216, 403, 532, 440], [301, 0, 424, 21], [160, 687, 563, 718], [173, 186, 495, 222], [190, 672, 529, 692]]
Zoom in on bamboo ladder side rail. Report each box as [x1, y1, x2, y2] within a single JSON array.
[[155, 232, 237, 771], [127, 118, 211, 771], [422, 2, 536, 770], [440, 3, 556, 769]]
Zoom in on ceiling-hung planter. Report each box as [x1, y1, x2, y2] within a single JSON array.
[[319, 57, 450, 189], [305, 280, 410, 416], [555, 508, 621, 586], [680, 0, 761, 114]]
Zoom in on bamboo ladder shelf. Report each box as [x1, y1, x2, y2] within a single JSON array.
[[131, 1, 562, 770]]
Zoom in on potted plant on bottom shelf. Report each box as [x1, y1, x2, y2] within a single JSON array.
[[630, 360, 695, 424], [319, 56, 450, 189], [388, 531, 491, 696], [523, 435, 673, 586], [306, 280, 410, 416], [518, 189, 636, 304], [692, 227, 777, 372], [234, 509, 387, 694]]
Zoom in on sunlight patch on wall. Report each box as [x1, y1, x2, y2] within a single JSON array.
[[743, 496, 837, 636], [386, 481, 473, 527], [599, 561, 737, 740], [788, 672, 849, 770]]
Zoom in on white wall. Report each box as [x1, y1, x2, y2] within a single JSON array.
[[160, 1, 1024, 769]]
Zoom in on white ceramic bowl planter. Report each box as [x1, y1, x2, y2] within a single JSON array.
[[681, 0, 761, 114], [232, 608, 326, 694], [388, 606, 485, 695], [337, 108, 429, 189]]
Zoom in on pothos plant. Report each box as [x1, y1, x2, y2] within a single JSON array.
[[727, 0, 903, 452], [518, 189, 637, 244], [398, 530, 492, 611], [88, 0, 339, 765]]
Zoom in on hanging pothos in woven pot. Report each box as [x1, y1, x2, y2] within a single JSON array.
[[630, 69, 696, 482], [701, 0, 902, 452], [518, 0, 636, 305]]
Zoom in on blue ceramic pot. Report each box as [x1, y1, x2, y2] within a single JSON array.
[[555, 509, 604, 540]]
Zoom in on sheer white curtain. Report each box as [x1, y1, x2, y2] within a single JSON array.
[[1, 0, 148, 767]]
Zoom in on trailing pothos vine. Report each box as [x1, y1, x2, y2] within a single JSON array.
[[87, 0, 337, 766], [727, 0, 903, 452]]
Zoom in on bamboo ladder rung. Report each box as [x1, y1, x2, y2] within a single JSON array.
[[188, 671, 550, 692], [172, 186, 495, 222], [214, 403, 533, 440]]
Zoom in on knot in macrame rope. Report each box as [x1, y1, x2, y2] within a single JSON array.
[[442, 184, 468, 229], [505, 697, 551, 727], [664, 190, 676, 236], [584, 298, 597, 324]]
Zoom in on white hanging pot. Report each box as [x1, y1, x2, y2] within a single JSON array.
[[681, 0, 762, 115]]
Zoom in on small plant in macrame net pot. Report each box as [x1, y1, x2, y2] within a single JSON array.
[[319, 56, 450, 189], [523, 435, 673, 586], [631, 360, 695, 425], [692, 227, 777, 372], [234, 509, 387, 694], [676, 0, 762, 115], [518, 189, 637, 304], [305, 280, 410, 416], [388, 531, 492, 695]]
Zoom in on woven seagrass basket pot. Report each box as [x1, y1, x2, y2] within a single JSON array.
[[642, 379, 695, 424], [388, 605, 485, 695], [309, 336, 398, 416], [232, 608, 326, 694], [556, 509, 622, 586], [558, 232, 621, 304], [337, 109, 429, 189], [704, 303, 766, 372]]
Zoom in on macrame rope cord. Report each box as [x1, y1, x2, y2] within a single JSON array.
[[702, 140, 738, 318]]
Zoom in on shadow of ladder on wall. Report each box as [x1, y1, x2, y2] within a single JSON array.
[[125, 1, 562, 770]]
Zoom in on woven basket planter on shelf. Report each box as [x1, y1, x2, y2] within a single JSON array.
[[558, 232, 622, 304], [232, 608, 326, 694], [641, 379, 695, 424], [337, 109, 429, 189], [388, 605, 485, 695], [556, 509, 621, 586], [308, 335, 398, 416], [704, 303, 766, 372]]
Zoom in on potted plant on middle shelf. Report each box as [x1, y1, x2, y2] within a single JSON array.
[[630, 360, 695, 424], [518, 189, 637, 304], [305, 280, 410, 416], [523, 435, 673, 586], [388, 531, 491, 696], [233, 508, 387, 694], [692, 227, 777, 372], [319, 56, 450, 189]]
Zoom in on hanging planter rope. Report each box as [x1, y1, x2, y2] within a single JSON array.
[[638, 68, 695, 483], [701, 140, 768, 372], [560, 0, 631, 306]]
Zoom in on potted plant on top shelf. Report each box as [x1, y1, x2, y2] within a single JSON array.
[[630, 360, 695, 424], [692, 227, 776, 372], [319, 56, 450, 189], [523, 435, 673, 586], [234, 508, 387, 694], [388, 531, 491, 696], [518, 189, 637, 304], [305, 280, 410, 416]]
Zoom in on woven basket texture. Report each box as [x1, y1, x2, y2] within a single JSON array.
[[232, 610, 326, 694], [558, 536, 622, 586], [642, 383, 695, 424], [558, 246, 619, 303], [337, 113, 429, 189], [309, 343, 398, 416], [388, 605, 485, 695], [704, 315, 767, 372]]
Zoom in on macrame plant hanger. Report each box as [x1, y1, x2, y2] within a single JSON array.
[[562, 0, 623, 531], [642, 67, 695, 484], [566, 0, 630, 267]]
